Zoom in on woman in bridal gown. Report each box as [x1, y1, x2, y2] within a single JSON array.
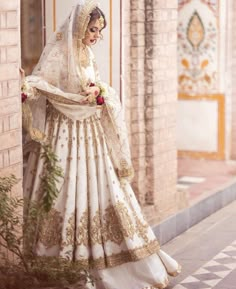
[[22, 1, 181, 288]]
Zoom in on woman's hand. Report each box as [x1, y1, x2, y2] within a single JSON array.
[[79, 86, 101, 105], [19, 68, 25, 80], [78, 91, 90, 104], [84, 86, 100, 97]]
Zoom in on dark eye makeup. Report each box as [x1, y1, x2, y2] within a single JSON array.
[[90, 27, 98, 33]]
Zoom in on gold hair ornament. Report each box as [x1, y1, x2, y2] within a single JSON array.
[[98, 15, 105, 29]]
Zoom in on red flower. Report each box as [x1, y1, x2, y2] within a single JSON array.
[[89, 83, 95, 87], [96, 95, 104, 105], [21, 92, 27, 103]]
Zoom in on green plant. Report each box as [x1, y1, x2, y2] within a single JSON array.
[[0, 145, 94, 289], [40, 143, 64, 212], [0, 175, 24, 262]]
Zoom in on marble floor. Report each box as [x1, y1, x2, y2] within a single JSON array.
[[163, 201, 236, 289]]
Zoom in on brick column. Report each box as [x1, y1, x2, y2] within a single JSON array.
[[123, 0, 179, 224], [0, 1, 22, 183], [123, 0, 147, 205], [144, 0, 178, 223]]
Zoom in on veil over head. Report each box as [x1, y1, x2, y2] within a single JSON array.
[[32, 0, 100, 93]]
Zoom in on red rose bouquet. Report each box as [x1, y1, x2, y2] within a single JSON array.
[[89, 82, 106, 105]]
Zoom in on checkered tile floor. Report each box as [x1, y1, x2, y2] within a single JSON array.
[[172, 240, 236, 289]]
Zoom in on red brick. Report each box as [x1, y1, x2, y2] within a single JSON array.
[[0, 47, 6, 63], [6, 11, 17, 28], [0, 96, 19, 115], [6, 46, 18, 62], [0, 130, 21, 151], [3, 150, 9, 167], [0, 1, 18, 11], [9, 113, 20, 130], [0, 63, 18, 81], [0, 30, 18, 46], [0, 12, 6, 28], [9, 146, 22, 165]]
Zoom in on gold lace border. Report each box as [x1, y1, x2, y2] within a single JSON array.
[[142, 278, 169, 289], [167, 264, 182, 277], [78, 239, 160, 270]]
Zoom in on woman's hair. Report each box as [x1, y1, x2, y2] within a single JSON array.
[[89, 7, 107, 30]]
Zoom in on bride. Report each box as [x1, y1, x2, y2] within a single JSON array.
[[22, 0, 181, 288]]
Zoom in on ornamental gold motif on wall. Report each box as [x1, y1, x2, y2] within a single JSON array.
[[178, 0, 219, 94]]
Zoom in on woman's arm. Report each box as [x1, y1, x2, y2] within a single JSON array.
[[21, 75, 93, 105]]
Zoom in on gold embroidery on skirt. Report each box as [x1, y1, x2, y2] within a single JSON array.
[[35, 239, 160, 270], [64, 213, 75, 246], [122, 187, 151, 243], [102, 201, 136, 245], [90, 211, 103, 245], [75, 201, 153, 247], [38, 208, 63, 248], [134, 215, 149, 243], [77, 239, 160, 270], [76, 210, 89, 246]]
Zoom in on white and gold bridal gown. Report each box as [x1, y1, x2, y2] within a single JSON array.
[[23, 47, 181, 289]]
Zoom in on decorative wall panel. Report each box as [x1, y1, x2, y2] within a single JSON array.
[[178, 0, 219, 94]]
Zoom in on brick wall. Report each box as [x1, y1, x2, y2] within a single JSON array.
[[123, 0, 180, 224], [124, 0, 147, 205], [0, 1, 22, 184]]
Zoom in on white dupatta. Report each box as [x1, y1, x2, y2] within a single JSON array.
[[22, 0, 134, 181]]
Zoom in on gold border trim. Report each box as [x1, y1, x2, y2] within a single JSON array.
[[178, 93, 225, 160], [78, 239, 160, 270]]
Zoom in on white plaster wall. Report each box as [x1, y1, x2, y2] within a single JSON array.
[[177, 100, 218, 152]]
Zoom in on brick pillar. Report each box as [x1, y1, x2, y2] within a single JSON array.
[[124, 0, 147, 205], [143, 0, 178, 223], [123, 0, 179, 224], [0, 1, 22, 184]]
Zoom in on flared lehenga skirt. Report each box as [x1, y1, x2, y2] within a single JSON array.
[[24, 104, 181, 289]]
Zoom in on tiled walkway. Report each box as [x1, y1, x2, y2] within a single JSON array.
[[163, 201, 236, 289], [178, 159, 236, 203]]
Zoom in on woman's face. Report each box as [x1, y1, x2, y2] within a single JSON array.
[[82, 19, 102, 46]]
